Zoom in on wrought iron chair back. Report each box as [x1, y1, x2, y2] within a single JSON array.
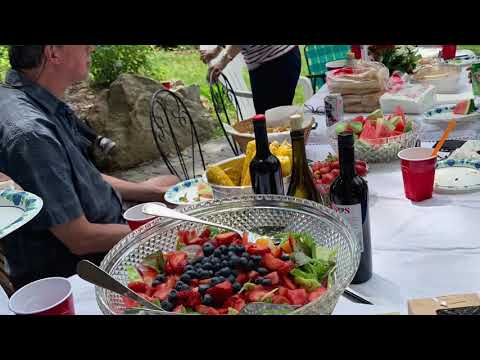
[[150, 88, 206, 180], [0, 244, 14, 296], [209, 72, 244, 155]]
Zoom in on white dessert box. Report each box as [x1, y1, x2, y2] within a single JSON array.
[[380, 84, 436, 114]]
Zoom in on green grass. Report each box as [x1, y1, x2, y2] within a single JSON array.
[[459, 45, 480, 55]]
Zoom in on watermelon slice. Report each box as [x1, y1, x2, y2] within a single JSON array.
[[453, 99, 477, 115], [366, 109, 384, 125], [390, 115, 405, 132], [375, 117, 395, 138], [359, 120, 383, 145], [335, 122, 350, 135], [349, 121, 363, 134]]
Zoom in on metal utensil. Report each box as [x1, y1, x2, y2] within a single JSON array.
[[343, 288, 374, 305], [77, 260, 165, 313], [142, 203, 245, 237]]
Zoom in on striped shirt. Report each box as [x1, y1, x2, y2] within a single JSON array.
[[240, 45, 297, 70]]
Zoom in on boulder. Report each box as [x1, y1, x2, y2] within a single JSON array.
[[86, 74, 215, 170]]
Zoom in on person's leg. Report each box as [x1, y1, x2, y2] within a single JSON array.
[[249, 47, 302, 115]]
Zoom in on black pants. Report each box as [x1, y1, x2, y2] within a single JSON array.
[[248, 46, 301, 115]]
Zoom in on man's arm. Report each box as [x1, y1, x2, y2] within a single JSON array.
[[101, 174, 179, 203], [50, 216, 131, 255]]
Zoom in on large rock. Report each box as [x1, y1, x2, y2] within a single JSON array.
[[87, 74, 215, 170]]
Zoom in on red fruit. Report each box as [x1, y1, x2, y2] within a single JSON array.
[[166, 275, 177, 289], [246, 289, 269, 302], [287, 288, 308, 305], [308, 287, 327, 302], [311, 161, 323, 172], [173, 305, 186, 313], [190, 279, 199, 287], [246, 244, 271, 255], [355, 160, 367, 167], [207, 281, 233, 303], [318, 166, 330, 175], [123, 296, 138, 308], [199, 279, 211, 285], [271, 247, 282, 258], [168, 251, 188, 274], [352, 115, 366, 125], [128, 281, 147, 293], [200, 228, 211, 239], [278, 260, 295, 274], [355, 164, 367, 177], [215, 232, 240, 245], [242, 231, 249, 245], [262, 253, 285, 271], [151, 283, 171, 301], [186, 237, 208, 246], [331, 169, 340, 177], [196, 305, 220, 315], [139, 294, 156, 303], [217, 308, 229, 315], [271, 295, 290, 305], [322, 173, 335, 184], [281, 275, 297, 290], [224, 295, 246, 312], [330, 160, 340, 169], [248, 271, 259, 280], [236, 273, 249, 284], [181, 289, 202, 308], [177, 230, 197, 246], [137, 265, 158, 287], [278, 287, 289, 297], [265, 271, 280, 285], [394, 121, 405, 132]]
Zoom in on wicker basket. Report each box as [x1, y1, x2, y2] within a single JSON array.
[[230, 117, 316, 153]]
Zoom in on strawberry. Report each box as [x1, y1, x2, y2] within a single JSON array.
[[318, 166, 331, 175], [331, 168, 340, 177], [278, 260, 295, 274], [330, 160, 340, 169], [207, 281, 233, 304], [215, 232, 240, 245], [151, 283, 171, 301], [128, 281, 147, 293], [355, 164, 367, 177], [167, 251, 188, 274]]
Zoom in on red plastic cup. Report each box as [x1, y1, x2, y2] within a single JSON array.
[[441, 45, 457, 60], [162, 81, 172, 90], [398, 147, 437, 202], [9, 277, 75, 315], [123, 202, 166, 230]]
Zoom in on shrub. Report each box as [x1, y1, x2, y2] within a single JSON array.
[[0, 45, 10, 82], [90, 45, 155, 86]]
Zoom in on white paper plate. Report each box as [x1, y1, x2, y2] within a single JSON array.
[[434, 159, 480, 193], [164, 178, 214, 205], [445, 55, 480, 67], [423, 104, 480, 124], [0, 189, 43, 239]]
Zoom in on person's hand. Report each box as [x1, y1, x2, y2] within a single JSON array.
[[467, 66, 472, 83], [207, 62, 227, 83], [199, 48, 221, 64], [141, 175, 180, 201]]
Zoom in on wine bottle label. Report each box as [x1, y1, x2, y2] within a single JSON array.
[[332, 203, 364, 252]]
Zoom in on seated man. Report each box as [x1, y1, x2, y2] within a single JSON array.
[[0, 45, 179, 289]]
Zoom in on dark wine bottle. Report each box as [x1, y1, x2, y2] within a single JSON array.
[[287, 129, 322, 202], [249, 115, 284, 195], [330, 132, 372, 284]]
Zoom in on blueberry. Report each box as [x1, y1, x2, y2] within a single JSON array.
[[219, 267, 231, 277], [207, 270, 214, 277], [239, 257, 248, 267], [228, 274, 236, 283], [202, 294, 214, 306], [198, 284, 210, 295], [228, 251, 236, 257], [180, 273, 191, 284], [211, 276, 225, 285], [184, 265, 194, 272], [261, 278, 272, 286], [213, 249, 222, 258], [232, 269, 240, 276], [221, 254, 229, 261], [168, 289, 178, 301], [247, 260, 256, 270], [254, 277, 264, 285], [161, 300, 174, 312], [185, 270, 197, 279], [232, 282, 242, 293], [219, 245, 228, 254], [235, 245, 245, 254], [229, 255, 240, 267], [257, 267, 269, 276], [241, 252, 249, 258], [228, 245, 236, 252], [252, 255, 262, 262], [199, 270, 210, 280], [202, 262, 213, 271], [152, 273, 166, 287], [280, 254, 290, 261], [175, 281, 187, 291], [221, 260, 230, 268], [203, 242, 215, 256], [211, 257, 220, 265]]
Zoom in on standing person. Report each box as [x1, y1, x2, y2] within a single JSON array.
[[0, 45, 179, 289], [200, 45, 301, 115]]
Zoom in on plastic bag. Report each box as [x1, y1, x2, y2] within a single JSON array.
[[326, 60, 389, 95]]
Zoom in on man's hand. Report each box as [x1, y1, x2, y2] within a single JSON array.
[[200, 47, 221, 64], [208, 62, 227, 83], [140, 175, 180, 201]]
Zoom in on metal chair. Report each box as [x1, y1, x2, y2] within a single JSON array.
[[209, 72, 243, 156], [150, 88, 206, 181], [304, 45, 351, 92]]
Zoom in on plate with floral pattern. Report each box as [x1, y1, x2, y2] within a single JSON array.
[[434, 159, 480, 193], [164, 178, 214, 205], [0, 188, 43, 239], [424, 104, 480, 124]]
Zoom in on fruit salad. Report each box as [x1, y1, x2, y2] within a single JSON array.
[[310, 153, 368, 205], [124, 228, 336, 315]]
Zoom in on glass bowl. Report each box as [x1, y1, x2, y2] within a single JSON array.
[[95, 195, 361, 315], [328, 119, 421, 163]]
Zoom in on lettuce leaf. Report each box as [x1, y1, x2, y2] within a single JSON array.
[[290, 268, 321, 292], [140, 251, 165, 273], [126, 265, 143, 282]]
